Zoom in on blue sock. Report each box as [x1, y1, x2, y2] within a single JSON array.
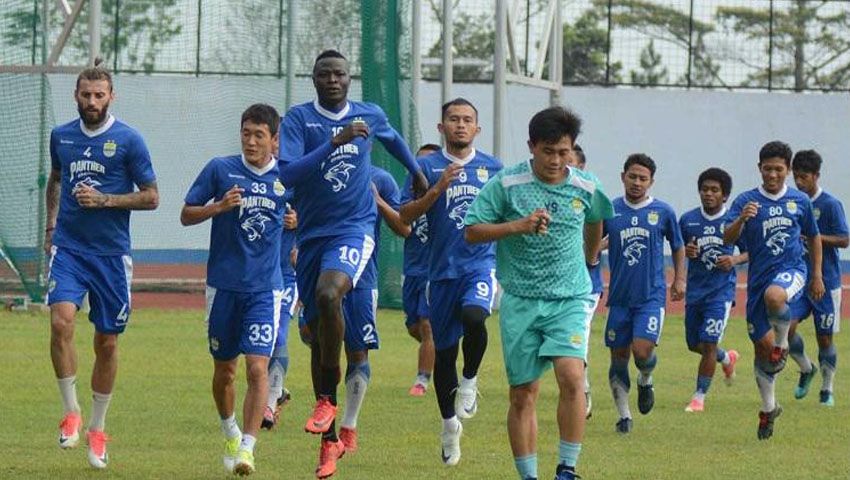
[[270, 355, 289, 374], [514, 454, 537, 480], [789, 333, 805, 356], [345, 360, 372, 382], [609, 357, 631, 390], [635, 352, 657, 385], [558, 440, 582, 468], [768, 305, 791, 322], [696, 375, 712, 395], [716, 348, 727, 364], [819, 344, 837, 370]]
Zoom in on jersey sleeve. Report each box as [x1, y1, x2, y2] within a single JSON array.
[[665, 205, 684, 251], [464, 172, 507, 226], [376, 170, 402, 210], [678, 215, 689, 243], [278, 110, 306, 162], [127, 132, 156, 186], [49, 130, 60, 171], [585, 181, 614, 223], [400, 158, 427, 204], [726, 194, 745, 227], [800, 197, 820, 237], [184, 160, 218, 206]]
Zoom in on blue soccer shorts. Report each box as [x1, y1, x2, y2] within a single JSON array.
[[343, 287, 379, 351], [427, 269, 497, 350], [402, 274, 429, 327], [273, 274, 299, 351], [685, 301, 733, 348], [604, 303, 666, 348], [746, 268, 806, 342], [790, 287, 842, 336], [205, 286, 283, 361]]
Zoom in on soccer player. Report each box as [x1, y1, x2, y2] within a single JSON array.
[[603, 154, 686, 434], [724, 140, 823, 440], [789, 150, 848, 406], [565, 144, 603, 420], [277, 50, 427, 479], [404, 143, 441, 396], [678, 168, 745, 413], [335, 165, 411, 454], [399, 98, 502, 466], [465, 106, 612, 480], [45, 65, 158, 469], [181, 103, 286, 474], [261, 200, 298, 430]]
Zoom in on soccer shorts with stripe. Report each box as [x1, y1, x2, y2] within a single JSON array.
[[685, 301, 733, 348], [604, 303, 666, 348], [427, 269, 497, 350], [205, 286, 283, 361], [746, 268, 806, 342], [790, 287, 842, 335], [402, 274, 429, 327]]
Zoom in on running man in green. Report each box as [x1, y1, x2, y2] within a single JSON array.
[[465, 107, 613, 480]]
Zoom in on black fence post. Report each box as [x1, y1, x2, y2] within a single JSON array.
[[687, 0, 694, 88], [114, 0, 120, 71], [768, 0, 774, 91], [277, 0, 284, 78], [606, 0, 613, 84], [195, 0, 202, 77], [30, 0, 38, 65]]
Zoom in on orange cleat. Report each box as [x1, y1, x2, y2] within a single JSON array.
[[305, 397, 337, 434]]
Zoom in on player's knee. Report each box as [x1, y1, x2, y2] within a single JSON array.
[[461, 306, 488, 333], [419, 320, 433, 340], [315, 284, 344, 311], [50, 311, 75, 336], [632, 344, 654, 362], [698, 342, 717, 356], [764, 286, 787, 312], [755, 355, 785, 375], [509, 384, 538, 411], [245, 359, 268, 384], [93, 333, 118, 357], [214, 364, 237, 385], [407, 323, 422, 341], [816, 334, 833, 350]]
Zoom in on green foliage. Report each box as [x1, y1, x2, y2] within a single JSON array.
[[563, 7, 622, 84], [630, 39, 668, 85]]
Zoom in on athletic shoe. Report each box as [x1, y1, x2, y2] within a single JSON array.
[[409, 383, 427, 397], [261, 405, 276, 430], [223, 435, 241, 473], [584, 391, 592, 420], [685, 397, 704, 413], [554, 464, 582, 480], [58, 412, 82, 449], [615, 417, 632, 435], [794, 364, 818, 399], [455, 379, 479, 419], [86, 430, 109, 469], [769, 346, 788, 364], [722, 349, 739, 386], [305, 397, 337, 434], [440, 421, 463, 466], [233, 448, 255, 476], [637, 384, 655, 414], [339, 427, 358, 453], [819, 390, 834, 407], [757, 404, 783, 440], [316, 438, 345, 479]]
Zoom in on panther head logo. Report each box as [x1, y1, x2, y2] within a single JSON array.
[[324, 161, 356, 192], [766, 231, 790, 256], [448, 201, 471, 229], [72, 176, 103, 193], [241, 212, 270, 242], [623, 240, 647, 266], [700, 248, 722, 271], [413, 215, 429, 243]]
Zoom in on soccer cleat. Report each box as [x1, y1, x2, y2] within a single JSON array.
[[555, 464, 583, 480], [409, 382, 427, 397], [58, 412, 82, 449], [339, 427, 358, 453], [455, 381, 480, 420], [637, 384, 655, 415], [769, 346, 788, 364], [757, 404, 783, 440], [305, 397, 337, 434], [223, 435, 241, 473], [261, 405, 276, 430], [722, 349, 739, 386], [316, 438, 345, 479], [685, 397, 704, 413], [232, 448, 255, 476], [819, 390, 834, 407], [440, 421, 462, 466], [86, 430, 109, 469], [794, 364, 818, 399], [615, 417, 632, 435]]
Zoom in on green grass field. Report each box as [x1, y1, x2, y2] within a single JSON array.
[[2, 307, 849, 479]]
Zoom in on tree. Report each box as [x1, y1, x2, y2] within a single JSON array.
[[562, 7, 622, 84], [295, 0, 362, 76], [717, 0, 850, 90], [3, 0, 182, 73], [630, 39, 668, 86], [425, 0, 495, 81]]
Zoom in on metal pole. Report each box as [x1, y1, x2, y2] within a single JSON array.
[[686, 0, 694, 88], [605, 0, 612, 84], [195, 0, 202, 76], [89, 0, 101, 65], [285, 0, 296, 108], [113, 0, 120, 71], [441, 0, 452, 108], [412, 0, 422, 109], [494, 0, 507, 159], [768, 0, 774, 91], [549, 0, 562, 106]]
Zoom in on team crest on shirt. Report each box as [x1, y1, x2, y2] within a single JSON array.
[[324, 160, 355, 192], [448, 201, 472, 229], [647, 211, 659, 225], [103, 140, 117, 158], [476, 166, 489, 183], [273, 179, 286, 197], [571, 198, 584, 215], [241, 212, 271, 241], [813, 208, 821, 221], [786, 200, 797, 214]]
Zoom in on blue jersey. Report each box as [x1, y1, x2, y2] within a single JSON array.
[[49, 115, 156, 255], [604, 197, 683, 307], [184, 155, 285, 292], [807, 189, 848, 290], [280, 189, 296, 277], [403, 213, 430, 277], [358, 166, 402, 290], [728, 186, 818, 292], [588, 261, 603, 295], [401, 149, 503, 281], [679, 207, 737, 305], [279, 100, 411, 243]]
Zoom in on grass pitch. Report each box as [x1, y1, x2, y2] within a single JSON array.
[[1, 307, 848, 479]]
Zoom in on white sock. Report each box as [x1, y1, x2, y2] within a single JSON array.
[[720, 353, 731, 366], [610, 378, 632, 419], [442, 416, 460, 432], [693, 391, 706, 402], [220, 414, 241, 440], [415, 373, 430, 386], [267, 363, 285, 409], [341, 370, 369, 429], [637, 372, 653, 387], [57, 376, 80, 414], [240, 433, 256, 452], [88, 392, 111, 431], [460, 375, 478, 390], [822, 365, 836, 392], [771, 319, 791, 350], [755, 371, 776, 412], [790, 351, 813, 373]]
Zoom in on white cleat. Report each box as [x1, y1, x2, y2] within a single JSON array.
[[440, 421, 463, 466], [455, 378, 479, 420], [86, 430, 109, 469], [223, 435, 241, 473]]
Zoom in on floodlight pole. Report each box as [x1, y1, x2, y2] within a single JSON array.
[[89, 0, 101, 65], [494, 0, 507, 159], [441, 0, 453, 108]]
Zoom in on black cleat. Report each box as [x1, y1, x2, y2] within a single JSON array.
[[757, 404, 783, 440], [637, 384, 655, 414], [615, 417, 633, 435], [554, 464, 582, 479]]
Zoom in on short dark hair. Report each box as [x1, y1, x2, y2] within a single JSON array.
[[76, 60, 113, 92], [791, 149, 822, 175], [759, 140, 792, 166], [623, 153, 656, 177], [528, 106, 582, 145], [441, 98, 478, 121], [697, 167, 732, 198], [241, 103, 280, 137], [573, 143, 586, 165], [315, 49, 347, 65], [417, 143, 441, 156]]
